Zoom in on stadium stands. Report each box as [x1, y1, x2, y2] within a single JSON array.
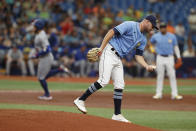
[[0, 0, 195, 77]]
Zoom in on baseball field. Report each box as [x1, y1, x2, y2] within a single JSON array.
[[0, 76, 195, 131]]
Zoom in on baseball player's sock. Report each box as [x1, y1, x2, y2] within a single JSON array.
[[39, 79, 50, 96], [45, 69, 63, 80], [79, 82, 102, 101], [113, 89, 123, 115]]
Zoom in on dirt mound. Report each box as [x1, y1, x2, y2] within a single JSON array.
[[0, 91, 196, 111], [0, 109, 159, 131]]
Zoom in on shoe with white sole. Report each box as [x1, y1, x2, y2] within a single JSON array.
[[153, 94, 162, 99], [171, 95, 183, 100], [38, 95, 53, 100], [112, 114, 131, 123], [60, 65, 70, 74], [74, 98, 87, 114]]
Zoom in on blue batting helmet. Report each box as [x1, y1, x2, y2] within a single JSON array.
[[34, 19, 45, 30]]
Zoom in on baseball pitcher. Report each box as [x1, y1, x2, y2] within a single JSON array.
[[74, 15, 158, 123]]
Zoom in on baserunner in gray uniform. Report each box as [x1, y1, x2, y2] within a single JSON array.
[[31, 19, 69, 100]]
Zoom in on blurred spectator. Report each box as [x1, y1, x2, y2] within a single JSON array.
[[183, 44, 195, 57], [72, 12, 83, 28], [142, 45, 156, 77], [22, 30, 34, 46], [60, 16, 74, 35], [135, 8, 144, 20], [73, 44, 88, 77], [63, 30, 80, 48], [84, 4, 92, 14], [84, 14, 98, 30], [60, 46, 75, 76], [9, 27, 22, 44], [85, 30, 101, 48], [6, 44, 27, 75], [148, 0, 158, 3], [167, 21, 175, 34], [0, 0, 195, 78], [27, 48, 37, 76], [86, 61, 99, 77], [188, 8, 196, 53], [48, 24, 59, 47], [2, 38, 12, 49], [60, 46, 74, 67], [123, 11, 137, 21], [39, 6, 50, 20], [0, 37, 7, 69], [26, 5, 37, 20], [127, 5, 134, 16], [51, 45, 61, 66], [12, 1, 22, 20], [0, 47, 5, 67], [115, 10, 124, 24], [175, 23, 185, 55], [102, 11, 113, 27]]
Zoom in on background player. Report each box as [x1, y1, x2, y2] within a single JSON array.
[[74, 15, 158, 123], [31, 19, 69, 100], [6, 44, 27, 76], [150, 22, 183, 100]]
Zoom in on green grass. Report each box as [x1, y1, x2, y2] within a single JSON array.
[[0, 103, 196, 131], [0, 79, 196, 130], [0, 79, 195, 94]]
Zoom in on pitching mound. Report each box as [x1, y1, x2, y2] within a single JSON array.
[[0, 109, 159, 131]]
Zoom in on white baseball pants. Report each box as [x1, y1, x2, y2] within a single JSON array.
[[97, 44, 125, 89], [156, 55, 178, 96]]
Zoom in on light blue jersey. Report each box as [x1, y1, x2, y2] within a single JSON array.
[[109, 21, 147, 57], [150, 32, 177, 55]]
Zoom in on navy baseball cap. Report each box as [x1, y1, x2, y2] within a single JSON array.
[[145, 15, 159, 30], [34, 19, 45, 30]]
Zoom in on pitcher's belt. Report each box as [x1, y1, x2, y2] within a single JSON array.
[[111, 48, 120, 57]]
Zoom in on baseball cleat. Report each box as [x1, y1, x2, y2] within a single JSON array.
[[38, 95, 53, 100], [74, 98, 87, 114], [171, 95, 183, 100], [59, 65, 70, 74], [112, 114, 131, 123], [152, 94, 162, 99]]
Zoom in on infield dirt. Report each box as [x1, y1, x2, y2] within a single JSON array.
[[0, 109, 161, 131], [0, 76, 196, 131]]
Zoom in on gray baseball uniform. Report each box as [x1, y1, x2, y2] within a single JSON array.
[[6, 48, 27, 75], [34, 30, 53, 80]]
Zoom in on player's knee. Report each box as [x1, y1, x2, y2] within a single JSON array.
[[92, 81, 103, 91], [157, 74, 164, 79], [114, 86, 124, 90], [99, 82, 108, 87], [167, 72, 175, 78], [168, 74, 176, 80], [114, 82, 125, 90], [97, 79, 109, 87]]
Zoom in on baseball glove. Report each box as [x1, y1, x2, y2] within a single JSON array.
[[175, 58, 183, 69], [87, 48, 100, 62]]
